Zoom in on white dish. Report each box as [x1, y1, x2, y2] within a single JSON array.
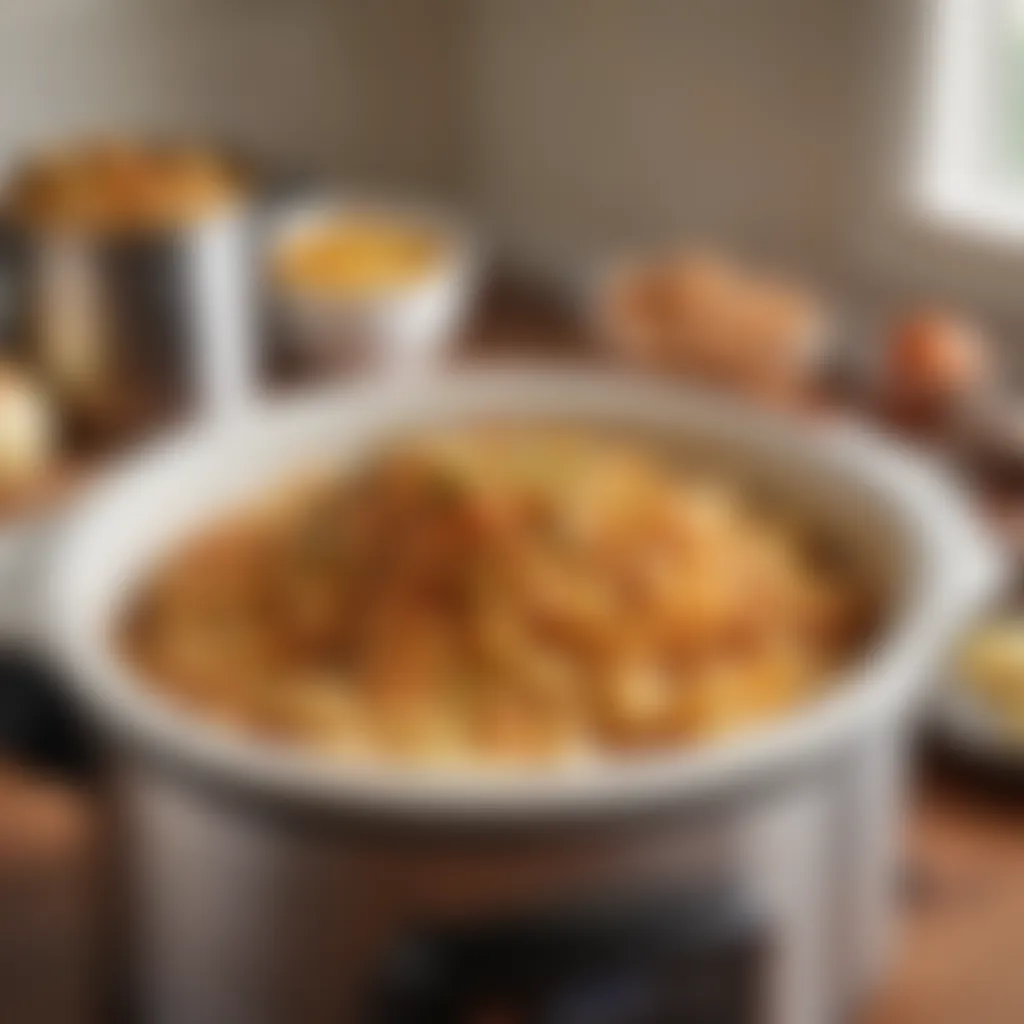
[[26, 370, 1002, 1023], [931, 594, 1024, 772], [264, 196, 480, 371], [932, 682, 1024, 765], [41, 368, 998, 818]]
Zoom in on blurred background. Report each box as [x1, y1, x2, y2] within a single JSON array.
[[3, 1, 1024, 1023], [0, 0, 1017, 313]]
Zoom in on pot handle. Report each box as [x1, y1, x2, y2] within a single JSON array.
[[0, 516, 56, 648], [939, 487, 1009, 627], [0, 514, 97, 779]]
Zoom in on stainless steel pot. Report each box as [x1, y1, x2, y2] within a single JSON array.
[[39, 370, 999, 1024], [0, 206, 256, 435]]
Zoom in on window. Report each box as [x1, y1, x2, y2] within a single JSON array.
[[993, 2, 1024, 184], [917, 0, 1024, 237], [859, 0, 1024, 310]]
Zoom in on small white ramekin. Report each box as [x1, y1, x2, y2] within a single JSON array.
[[264, 196, 481, 372]]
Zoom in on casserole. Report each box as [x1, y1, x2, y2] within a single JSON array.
[[117, 425, 872, 766], [40, 370, 997, 1024]]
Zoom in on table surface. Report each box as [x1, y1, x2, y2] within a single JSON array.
[[3, 293, 1024, 1024], [866, 758, 1024, 1024], [2, 756, 1023, 1024]]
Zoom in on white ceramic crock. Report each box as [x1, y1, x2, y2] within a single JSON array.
[[39, 370, 999, 1024]]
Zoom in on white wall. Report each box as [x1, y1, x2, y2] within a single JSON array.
[[1, 0, 1001, 323], [0, 0, 462, 190], [0, 0, 869, 248], [460, 0, 870, 286]]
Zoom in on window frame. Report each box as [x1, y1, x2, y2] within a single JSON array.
[[855, 0, 1024, 313]]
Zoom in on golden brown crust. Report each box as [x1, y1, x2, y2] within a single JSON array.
[[121, 429, 867, 768]]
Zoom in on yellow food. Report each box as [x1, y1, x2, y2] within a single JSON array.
[[274, 216, 443, 298], [603, 251, 822, 398], [8, 140, 241, 233], [120, 429, 868, 767], [960, 618, 1024, 737], [0, 365, 53, 491]]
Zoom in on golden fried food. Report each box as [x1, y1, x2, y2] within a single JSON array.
[[602, 251, 823, 398], [120, 430, 868, 767], [960, 617, 1024, 739], [8, 140, 242, 233], [883, 309, 991, 425], [0, 364, 54, 492], [273, 215, 444, 298]]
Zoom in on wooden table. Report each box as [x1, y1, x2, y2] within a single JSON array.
[[866, 757, 1024, 1024], [3, 290, 1024, 1023], [2, 754, 1023, 1024]]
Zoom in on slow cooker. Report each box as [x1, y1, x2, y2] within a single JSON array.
[[36, 370, 997, 1024]]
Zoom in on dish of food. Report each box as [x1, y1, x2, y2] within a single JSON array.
[[119, 427, 868, 768], [272, 213, 446, 300], [957, 615, 1024, 740], [877, 308, 992, 436], [598, 251, 824, 400], [6, 139, 243, 233]]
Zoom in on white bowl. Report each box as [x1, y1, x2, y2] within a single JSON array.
[[43, 368, 998, 819], [265, 197, 480, 371], [35, 370, 1001, 1024]]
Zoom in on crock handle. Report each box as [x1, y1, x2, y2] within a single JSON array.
[[0, 515, 97, 779], [944, 496, 1010, 625], [0, 516, 54, 648]]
